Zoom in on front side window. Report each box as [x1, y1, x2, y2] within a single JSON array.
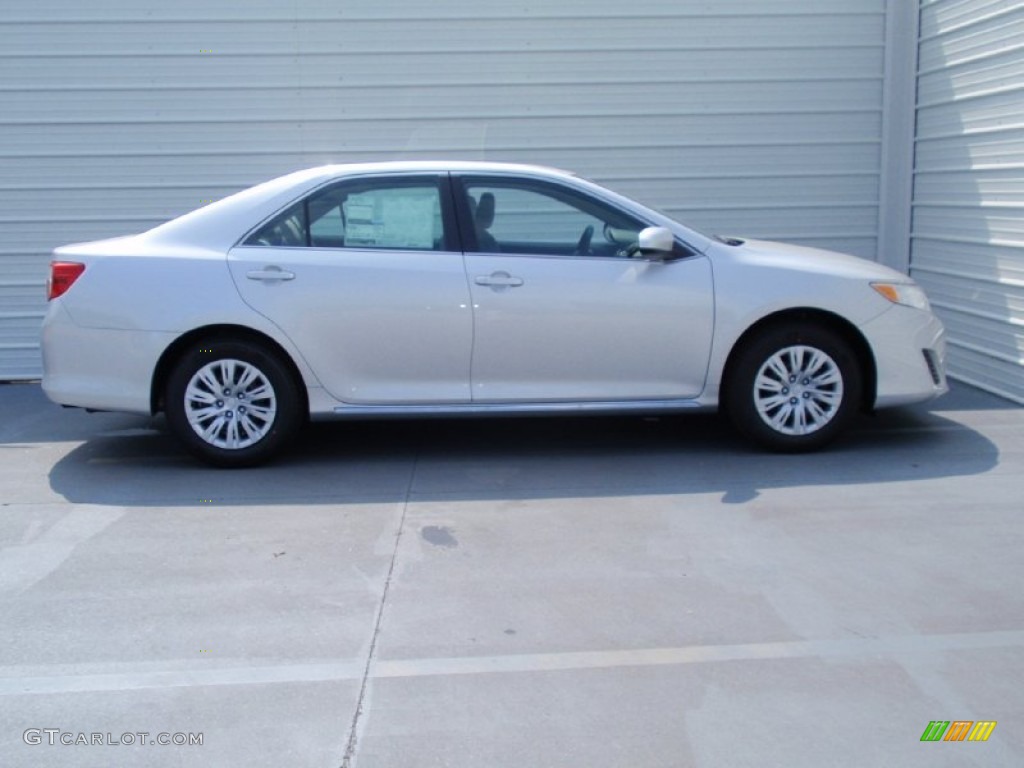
[[244, 178, 446, 251], [460, 178, 647, 257]]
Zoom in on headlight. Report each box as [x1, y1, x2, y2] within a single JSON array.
[[871, 282, 931, 311]]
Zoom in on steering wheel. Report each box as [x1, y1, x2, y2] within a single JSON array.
[[574, 225, 594, 255]]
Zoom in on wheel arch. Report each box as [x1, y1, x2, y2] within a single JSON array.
[[151, 324, 309, 416], [720, 308, 877, 413]]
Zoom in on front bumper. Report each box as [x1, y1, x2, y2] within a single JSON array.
[[859, 304, 948, 408]]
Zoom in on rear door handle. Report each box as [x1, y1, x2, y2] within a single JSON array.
[[246, 266, 295, 282], [475, 272, 523, 288]]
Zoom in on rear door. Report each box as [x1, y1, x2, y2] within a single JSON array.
[[228, 173, 473, 404]]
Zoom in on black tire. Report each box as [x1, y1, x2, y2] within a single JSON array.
[[724, 324, 862, 452], [165, 338, 303, 467]]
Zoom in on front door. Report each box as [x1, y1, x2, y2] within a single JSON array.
[[455, 175, 714, 402]]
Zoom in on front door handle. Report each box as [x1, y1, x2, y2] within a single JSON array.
[[475, 272, 524, 288], [247, 266, 295, 282]]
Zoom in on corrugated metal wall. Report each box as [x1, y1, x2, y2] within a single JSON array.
[[912, 0, 1024, 403], [1, 0, 888, 380]]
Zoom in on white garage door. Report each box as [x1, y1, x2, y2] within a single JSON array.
[[0, 0, 888, 380], [0, 254, 43, 380], [912, 0, 1024, 402]]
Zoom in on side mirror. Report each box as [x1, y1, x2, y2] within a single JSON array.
[[634, 226, 675, 260]]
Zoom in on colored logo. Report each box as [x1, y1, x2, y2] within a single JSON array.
[[921, 721, 996, 742]]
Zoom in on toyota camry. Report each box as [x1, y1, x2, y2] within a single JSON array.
[[42, 161, 947, 466]]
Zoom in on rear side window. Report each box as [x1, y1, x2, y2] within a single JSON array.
[[245, 201, 307, 247], [244, 178, 447, 251]]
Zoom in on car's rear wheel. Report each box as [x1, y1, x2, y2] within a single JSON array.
[[725, 324, 861, 452], [165, 339, 302, 467]]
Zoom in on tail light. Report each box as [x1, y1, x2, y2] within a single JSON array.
[[47, 261, 85, 300]]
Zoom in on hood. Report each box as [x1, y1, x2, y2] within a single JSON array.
[[728, 238, 911, 282]]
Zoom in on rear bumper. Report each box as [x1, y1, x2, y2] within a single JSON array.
[[860, 305, 948, 408], [41, 302, 173, 414]]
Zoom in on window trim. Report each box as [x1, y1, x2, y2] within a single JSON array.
[[451, 174, 701, 261], [451, 174, 655, 259], [235, 172, 462, 253]]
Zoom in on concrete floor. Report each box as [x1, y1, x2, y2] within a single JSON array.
[[0, 381, 1021, 767]]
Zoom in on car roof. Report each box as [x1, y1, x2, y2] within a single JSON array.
[[69, 159, 713, 256], [139, 161, 578, 250], [310, 160, 577, 179]]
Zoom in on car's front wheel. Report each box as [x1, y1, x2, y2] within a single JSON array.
[[725, 324, 862, 451], [165, 339, 302, 467]]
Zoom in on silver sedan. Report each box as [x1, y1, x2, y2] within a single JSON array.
[[42, 162, 947, 466]]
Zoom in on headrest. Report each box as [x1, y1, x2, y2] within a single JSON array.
[[476, 192, 495, 228]]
